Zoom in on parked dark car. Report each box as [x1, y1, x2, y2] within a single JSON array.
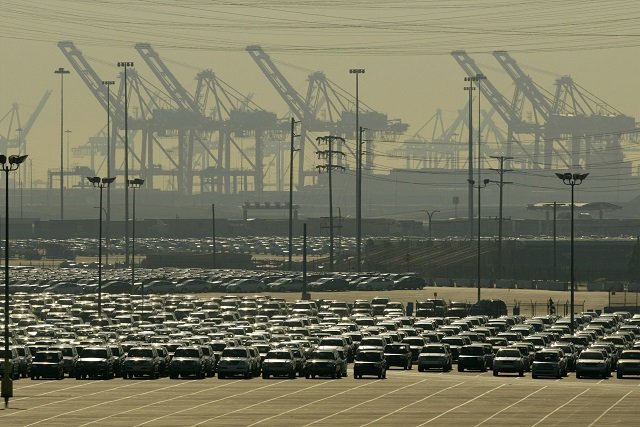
[[532, 349, 567, 379], [384, 343, 413, 370], [305, 349, 342, 379], [75, 347, 115, 379], [262, 349, 297, 379], [49, 345, 78, 377], [15, 345, 32, 378], [354, 350, 386, 379], [458, 344, 488, 372], [122, 347, 160, 379], [217, 347, 254, 379], [616, 350, 640, 378], [31, 350, 65, 380], [418, 344, 453, 372], [0, 348, 21, 380], [169, 346, 206, 379]]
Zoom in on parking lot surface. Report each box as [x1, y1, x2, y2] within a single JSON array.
[[2, 369, 636, 427]]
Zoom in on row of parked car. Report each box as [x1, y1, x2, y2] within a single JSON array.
[[5, 267, 427, 295], [1, 292, 640, 385]]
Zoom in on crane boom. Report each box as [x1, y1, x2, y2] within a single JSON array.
[[492, 51, 552, 122], [21, 90, 51, 139], [246, 45, 311, 121], [57, 41, 124, 120]]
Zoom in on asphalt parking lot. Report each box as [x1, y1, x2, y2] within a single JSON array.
[[1, 368, 636, 427]]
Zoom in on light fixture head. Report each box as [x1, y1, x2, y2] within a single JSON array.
[[9, 154, 28, 165], [0, 155, 6, 165], [87, 176, 100, 185], [574, 173, 589, 181], [102, 177, 116, 185]]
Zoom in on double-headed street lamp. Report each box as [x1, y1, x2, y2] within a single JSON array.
[[468, 178, 490, 303], [128, 178, 144, 316], [423, 209, 440, 241], [87, 176, 116, 319], [1, 154, 28, 408], [102, 80, 115, 267], [556, 172, 588, 334], [350, 68, 365, 272], [54, 67, 70, 221], [118, 61, 134, 268]]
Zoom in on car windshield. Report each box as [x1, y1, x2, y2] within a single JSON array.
[[404, 338, 425, 346], [35, 352, 60, 362], [461, 346, 484, 356], [423, 346, 445, 353], [356, 352, 382, 362], [385, 345, 408, 353], [174, 348, 200, 358], [621, 352, 640, 359], [361, 338, 385, 346], [128, 348, 154, 358], [211, 343, 226, 351], [580, 352, 604, 360], [0, 350, 13, 359], [50, 347, 74, 357], [320, 339, 343, 346], [222, 349, 247, 358], [80, 348, 107, 358], [311, 351, 335, 360], [267, 351, 291, 360], [442, 338, 464, 346], [497, 350, 521, 358], [535, 352, 558, 362]]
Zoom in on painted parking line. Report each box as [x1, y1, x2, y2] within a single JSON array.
[[0, 380, 102, 414], [78, 381, 236, 426], [0, 381, 138, 418], [473, 386, 547, 427], [133, 380, 286, 427], [303, 378, 430, 426], [416, 384, 505, 426], [189, 381, 327, 427], [23, 380, 187, 427], [247, 379, 379, 426], [360, 382, 464, 426], [587, 390, 633, 427], [530, 388, 591, 427]]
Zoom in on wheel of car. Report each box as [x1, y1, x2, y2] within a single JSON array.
[[383, 370, 386, 379], [31, 375, 35, 380], [556, 371, 561, 379], [378, 371, 383, 379], [200, 371, 206, 380], [576, 373, 581, 379], [532, 374, 538, 379], [519, 370, 524, 377], [289, 370, 295, 379], [76, 373, 81, 380], [617, 372, 623, 379], [418, 366, 424, 372], [481, 363, 487, 372], [218, 373, 225, 379], [170, 374, 177, 379], [458, 365, 464, 372], [493, 370, 498, 377], [305, 373, 310, 379], [244, 371, 251, 379], [263, 372, 269, 379], [331, 371, 336, 379], [312, 374, 316, 379]]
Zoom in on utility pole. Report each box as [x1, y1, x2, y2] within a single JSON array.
[[289, 118, 299, 271], [102, 80, 115, 268], [316, 136, 345, 272], [464, 77, 475, 238], [118, 61, 134, 268], [489, 155, 512, 278], [422, 209, 440, 241], [212, 203, 216, 269], [350, 68, 365, 271], [54, 67, 70, 221], [553, 201, 557, 281]]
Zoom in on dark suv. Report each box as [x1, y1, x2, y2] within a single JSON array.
[[262, 349, 297, 379], [76, 347, 115, 379], [217, 347, 254, 379], [49, 345, 78, 378], [31, 350, 65, 380], [458, 344, 488, 372], [305, 349, 342, 379], [384, 343, 412, 370], [354, 350, 386, 379], [0, 347, 21, 380], [122, 347, 161, 379], [169, 346, 206, 379]]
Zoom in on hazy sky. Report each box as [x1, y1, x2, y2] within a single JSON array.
[[2, 0, 639, 185]]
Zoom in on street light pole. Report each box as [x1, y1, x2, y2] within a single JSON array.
[[1, 153, 28, 409], [65, 130, 72, 189], [128, 178, 144, 310], [350, 68, 365, 272], [289, 118, 299, 271], [87, 176, 115, 319], [118, 62, 134, 268], [54, 67, 70, 221], [102, 80, 115, 268], [464, 77, 475, 238], [469, 178, 490, 303], [212, 203, 216, 269], [556, 172, 588, 334], [423, 209, 440, 241]]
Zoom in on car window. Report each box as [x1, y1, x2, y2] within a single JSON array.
[[267, 351, 291, 359], [621, 352, 640, 359], [128, 348, 155, 358], [535, 352, 558, 362], [311, 351, 335, 360], [80, 348, 108, 358], [34, 352, 59, 362], [496, 350, 521, 358], [580, 351, 604, 360], [174, 348, 201, 358], [423, 346, 445, 353], [222, 348, 248, 358], [356, 352, 382, 362], [461, 346, 484, 356]]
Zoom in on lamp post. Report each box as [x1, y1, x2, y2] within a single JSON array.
[[211, 203, 216, 269], [65, 130, 72, 189], [556, 172, 588, 334], [423, 209, 440, 241], [102, 80, 115, 268], [128, 178, 144, 315], [16, 128, 23, 220], [464, 77, 475, 238], [118, 61, 134, 268], [350, 68, 365, 272], [87, 176, 115, 319], [468, 178, 490, 303], [1, 153, 27, 409], [54, 67, 70, 221]]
